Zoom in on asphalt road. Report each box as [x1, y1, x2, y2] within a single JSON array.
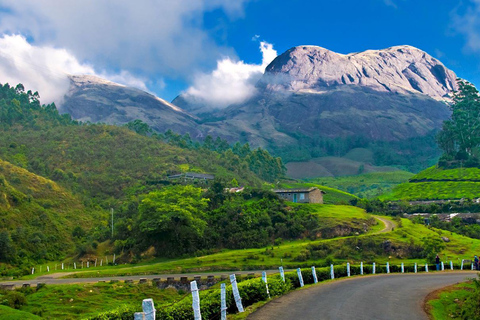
[[249, 272, 478, 320], [0, 270, 281, 287]]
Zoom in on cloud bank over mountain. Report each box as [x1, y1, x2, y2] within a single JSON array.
[[180, 41, 277, 109], [0, 35, 147, 105]]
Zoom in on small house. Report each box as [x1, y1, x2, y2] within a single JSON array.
[[167, 172, 215, 182], [273, 187, 325, 204]]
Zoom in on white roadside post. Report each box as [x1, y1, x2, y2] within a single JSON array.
[[62, 263, 64, 270], [312, 267, 318, 283], [230, 274, 244, 313], [134, 298, 156, 320], [74, 262, 76, 270], [425, 264, 428, 272], [100, 259, 103, 267], [47, 266, 50, 272], [360, 262, 364, 275], [372, 263, 376, 275], [461, 259, 464, 270], [262, 271, 270, 298], [414, 263, 417, 273], [31, 267, 34, 275], [191, 281, 201, 320], [441, 261, 445, 271], [330, 264, 335, 280], [450, 261, 453, 270], [297, 268, 304, 287], [472, 263, 474, 270], [347, 263, 351, 277], [220, 283, 227, 320], [386, 262, 390, 274], [401, 263, 404, 273], [279, 266, 285, 282], [87, 261, 89, 268]]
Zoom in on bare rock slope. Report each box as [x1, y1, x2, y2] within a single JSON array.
[[62, 75, 202, 137]]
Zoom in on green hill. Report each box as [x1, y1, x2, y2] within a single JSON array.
[[381, 166, 480, 201], [0, 158, 105, 268]]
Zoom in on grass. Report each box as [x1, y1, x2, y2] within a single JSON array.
[[411, 166, 480, 182], [380, 181, 480, 201], [308, 171, 414, 199], [0, 305, 41, 319], [17, 283, 184, 319], [278, 182, 358, 204], [380, 166, 480, 201], [427, 282, 473, 320]]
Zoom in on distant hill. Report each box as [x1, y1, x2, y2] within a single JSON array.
[[380, 166, 480, 201]]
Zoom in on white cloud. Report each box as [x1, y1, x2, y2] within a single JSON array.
[[0, 0, 250, 80], [383, 0, 398, 9], [183, 41, 277, 109], [451, 0, 480, 52], [0, 34, 148, 105]]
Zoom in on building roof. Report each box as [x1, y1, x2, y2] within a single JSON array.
[[272, 187, 325, 194], [168, 172, 215, 180]]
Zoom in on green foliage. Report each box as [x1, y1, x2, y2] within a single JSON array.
[[438, 81, 480, 167], [137, 185, 208, 255], [410, 166, 480, 182]]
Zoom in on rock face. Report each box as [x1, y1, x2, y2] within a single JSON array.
[[195, 45, 457, 144], [260, 45, 457, 100], [61, 75, 203, 137]]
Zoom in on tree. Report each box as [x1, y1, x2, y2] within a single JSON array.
[[438, 81, 480, 165], [136, 185, 208, 256]]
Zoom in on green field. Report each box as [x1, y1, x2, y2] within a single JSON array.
[[307, 171, 414, 199], [0, 282, 183, 319], [410, 166, 480, 182], [380, 165, 480, 201], [17, 213, 480, 280]]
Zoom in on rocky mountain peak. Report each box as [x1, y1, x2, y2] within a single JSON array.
[[261, 45, 458, 100]]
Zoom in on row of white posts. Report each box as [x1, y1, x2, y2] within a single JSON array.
[[133, 260, 468, 319], [31, 254, 116, 274]]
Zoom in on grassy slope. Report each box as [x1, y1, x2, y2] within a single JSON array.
[[278, 182, 358, 204], [0, 305, 41, 320], [0, 125, 265, 204], [17, 283, 183, 319], [307, 171, 414, 199], [0, 159, 105, 262], [381, 166, 480, 201], [427, 282, 472, 320], [20, 206, 479, 279]]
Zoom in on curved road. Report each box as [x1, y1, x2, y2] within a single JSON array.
[[249, 272, 478, 320]]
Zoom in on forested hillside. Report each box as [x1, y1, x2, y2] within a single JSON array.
[[0, 83, 288, 270]]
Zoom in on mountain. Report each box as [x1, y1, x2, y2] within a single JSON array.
[[175, 45, 458, 173], [61, 75, 203, 138], [60, 45, 460, 175]]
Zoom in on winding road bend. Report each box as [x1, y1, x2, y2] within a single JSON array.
[[249, 272, 477, 320]]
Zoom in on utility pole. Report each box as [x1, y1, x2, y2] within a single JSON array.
[[111, 208, 114, 238]]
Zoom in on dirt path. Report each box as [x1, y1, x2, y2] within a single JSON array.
[[374, 215, 396, 233]]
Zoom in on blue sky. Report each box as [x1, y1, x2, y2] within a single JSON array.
[[0, 0, 478, 106]]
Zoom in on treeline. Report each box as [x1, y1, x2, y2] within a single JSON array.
[[126, 122, 286, 183], [112, 183, 320, 258], [270, 131, 440, 172]]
